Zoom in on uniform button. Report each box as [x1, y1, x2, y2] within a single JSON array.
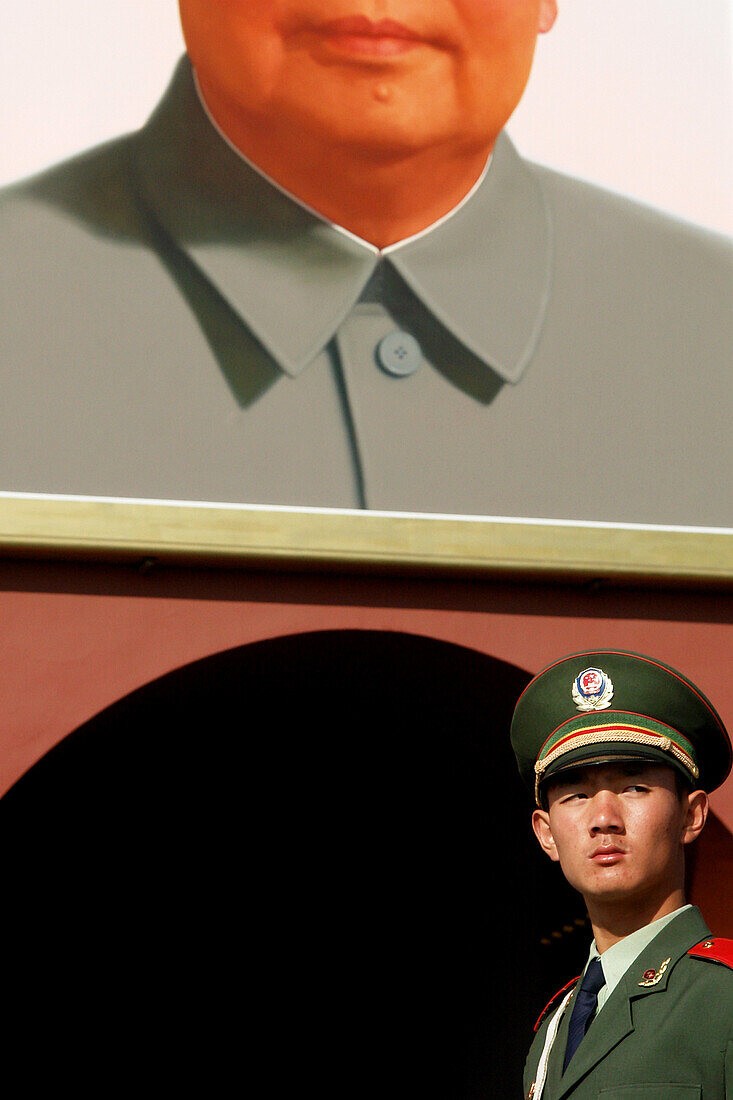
[[376, 331, 422, 377]]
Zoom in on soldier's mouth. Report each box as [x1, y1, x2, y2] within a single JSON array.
[[590, 846, 626, 864]]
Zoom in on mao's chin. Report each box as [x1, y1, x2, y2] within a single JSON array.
[[288, 92, 479, 163]]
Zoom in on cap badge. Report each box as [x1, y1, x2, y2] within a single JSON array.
[[572, 667, 614, 712]]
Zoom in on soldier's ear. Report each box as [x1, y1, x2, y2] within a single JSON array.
[[538, 1, 558, 34], [532, 809, 560, 861], [681, 789, 708, 846]]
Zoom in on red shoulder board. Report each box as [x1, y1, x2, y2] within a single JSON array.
[[687, 938, 733, 969], [533, 976, 580, 1032]]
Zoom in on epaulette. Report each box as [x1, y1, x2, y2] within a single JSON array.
[[533, 975, 579, 1032], [687, 938, 733, 969]]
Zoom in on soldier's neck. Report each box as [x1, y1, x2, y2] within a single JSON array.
[[587, 887, 687, 954]]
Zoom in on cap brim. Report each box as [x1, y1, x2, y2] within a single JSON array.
[[539, 743, 697, 804]]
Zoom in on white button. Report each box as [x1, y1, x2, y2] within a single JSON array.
[[376, 331, 422, 377]]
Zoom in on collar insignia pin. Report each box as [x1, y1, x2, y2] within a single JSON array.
[[572, 667, 614, 712], [637, 957, 671, 987]]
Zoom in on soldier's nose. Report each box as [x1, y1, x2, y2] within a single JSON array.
[[588, 791, 624, 833]]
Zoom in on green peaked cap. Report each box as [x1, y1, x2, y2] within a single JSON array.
[[510, 650, 731, 806]]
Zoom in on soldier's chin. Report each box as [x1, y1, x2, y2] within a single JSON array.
[[580, 880, 642, 907], [562, 867, 636, 905]]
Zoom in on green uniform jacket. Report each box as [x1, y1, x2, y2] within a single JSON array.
[[524, 907, 733, 1099]]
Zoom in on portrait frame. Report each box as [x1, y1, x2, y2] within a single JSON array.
[[2, 7, 732, 571], [2, 5, 732, 533], [0, 492, 730, 586]]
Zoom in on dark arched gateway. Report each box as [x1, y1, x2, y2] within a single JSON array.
[[0, 631, 587, 1096]]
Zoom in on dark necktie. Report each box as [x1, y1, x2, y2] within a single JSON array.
[[563, 957, 606, 1071]]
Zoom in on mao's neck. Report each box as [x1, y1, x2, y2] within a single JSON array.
[[197, 77, 493, 249]]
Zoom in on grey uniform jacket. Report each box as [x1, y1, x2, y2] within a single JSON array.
[[2, 58, 731, 522], [524, 906, 733, 1099]]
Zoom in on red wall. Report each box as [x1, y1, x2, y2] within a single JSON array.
[[1, 558, 730, 926]]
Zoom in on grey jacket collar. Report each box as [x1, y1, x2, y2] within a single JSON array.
[[131, 57, 553, 384]]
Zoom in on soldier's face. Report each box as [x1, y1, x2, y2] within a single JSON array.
[[532, 764, 702, 910], [178, 0, 557, 156]]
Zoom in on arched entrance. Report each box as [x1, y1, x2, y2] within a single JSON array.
[[0, 630, 586, 1095]]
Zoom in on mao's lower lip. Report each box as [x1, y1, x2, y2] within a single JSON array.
[[317, 16, 424, 58]]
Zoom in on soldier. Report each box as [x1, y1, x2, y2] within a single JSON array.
[[511, 650, 733, 1099]]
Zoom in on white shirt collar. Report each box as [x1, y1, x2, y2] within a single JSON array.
[[589, 903, 692, 1010]]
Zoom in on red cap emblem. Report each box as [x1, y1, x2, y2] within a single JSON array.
[[572, 667, 614, 712], [581, 670, 603, 693]]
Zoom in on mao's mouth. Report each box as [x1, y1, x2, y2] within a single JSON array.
[[321, 17, 420, 39], [312, 15, 429, 58]]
